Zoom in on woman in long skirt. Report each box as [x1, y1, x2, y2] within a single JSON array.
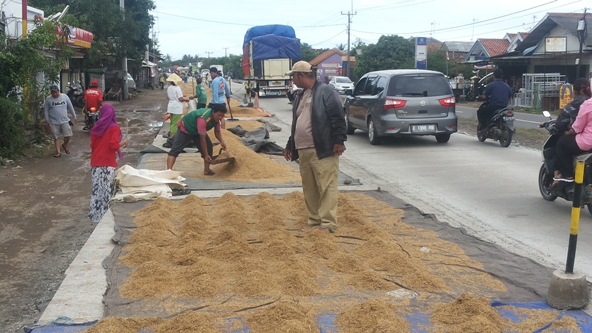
[[88, 103, 128, 222]]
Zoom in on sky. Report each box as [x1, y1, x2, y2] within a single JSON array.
[[151, 0, 588, 61]]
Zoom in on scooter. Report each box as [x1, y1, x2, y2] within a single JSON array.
[[538, 110, 592, 215], [476, 101, 515, 147], [85, 106, 100, 131], [67, 83, 85, 108]]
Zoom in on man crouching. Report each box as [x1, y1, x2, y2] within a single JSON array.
[[166, 104, 227, 175]]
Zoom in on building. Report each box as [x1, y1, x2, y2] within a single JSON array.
[[441, 41, 474, 63], [309, 48, 346, 83]]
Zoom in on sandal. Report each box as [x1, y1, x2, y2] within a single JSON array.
[[53, 153, 61, 158], [204, 170, 216, 176], [62, 144, 70, 154]]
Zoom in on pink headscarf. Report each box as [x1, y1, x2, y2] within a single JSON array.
[[91, 103, 123, 160]]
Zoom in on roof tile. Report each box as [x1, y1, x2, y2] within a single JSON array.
[[479, 38, 510, 57]]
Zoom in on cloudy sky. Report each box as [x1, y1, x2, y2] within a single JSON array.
[[151, 0, 587, 60]]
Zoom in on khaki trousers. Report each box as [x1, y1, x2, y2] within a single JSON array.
[[297, 148, 339, 230]]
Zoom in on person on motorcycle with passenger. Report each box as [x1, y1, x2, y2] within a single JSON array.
[[477, 68, 512, 132], [83, 79, 103, 131], [551, 79, 592, 185]]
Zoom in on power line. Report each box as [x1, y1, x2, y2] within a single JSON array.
[[351, 0, 559, 36], [310, 29, 347, 46], [356, 0, 435, 12]]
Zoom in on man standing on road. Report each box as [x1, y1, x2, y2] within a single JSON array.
[[283, 61, 347, 233], [209, 66, 230, 109], [195, 77, 208, 109], [44, 85, 77, 158], [478, 68, 512, 131]]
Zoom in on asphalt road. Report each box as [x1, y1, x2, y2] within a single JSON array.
[[257, 93, 592, 281]]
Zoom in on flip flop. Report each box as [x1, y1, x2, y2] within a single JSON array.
[[62, 144, 70, 154], [53, 153, 61, 158], [204, 170, 216, 176]]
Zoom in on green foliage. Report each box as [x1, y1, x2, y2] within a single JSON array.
[[0, 20, 72, 159], [355, 35, 415, 78], [301, 43, 326, 62], [427, 50, 475, 79]]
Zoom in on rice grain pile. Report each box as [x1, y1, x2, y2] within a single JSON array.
[[89, 192, 569, 332]]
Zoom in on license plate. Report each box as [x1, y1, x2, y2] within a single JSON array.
[[411, 124, 436, 133], [269, 81, 283, 86], [504, 116, 514, 121], [266, 90, 281, 96]]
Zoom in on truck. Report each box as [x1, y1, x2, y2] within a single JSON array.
[[242, 25, 301, 97]]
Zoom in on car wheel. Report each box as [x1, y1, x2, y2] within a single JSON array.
[[435, 133, 450, 143], [345, 112, 355, 135], [368, 117, 381, 145]]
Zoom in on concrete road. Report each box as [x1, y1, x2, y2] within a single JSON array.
[[257, 94, 592, 280], [457, 104, 550, 130]]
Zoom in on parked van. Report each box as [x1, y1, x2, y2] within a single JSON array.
[[344, 69, 457, 145]]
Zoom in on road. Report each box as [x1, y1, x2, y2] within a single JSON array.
[[256, 94, 592, 280]]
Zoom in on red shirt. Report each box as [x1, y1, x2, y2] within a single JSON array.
[[84, 88, 103, 111], [90, 126, 121, 167]]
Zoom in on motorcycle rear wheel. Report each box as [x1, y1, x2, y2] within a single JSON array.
[[499, 122, 513, 147], [538, 164, 557, 201]]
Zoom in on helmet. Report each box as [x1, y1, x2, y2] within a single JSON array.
[[90, 79, 99, 87]]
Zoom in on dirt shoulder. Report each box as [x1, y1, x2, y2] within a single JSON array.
[[456, 117, 548, 150], [0, 88, 167, 333]]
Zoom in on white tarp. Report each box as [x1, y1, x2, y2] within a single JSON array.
[[113, 165, 186, 200]]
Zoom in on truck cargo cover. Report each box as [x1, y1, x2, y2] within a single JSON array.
[[251, 35, 301, 60], [243, 24, 296, 45]]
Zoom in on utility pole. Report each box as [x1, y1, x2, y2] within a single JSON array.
[[577, 9, 588, 78], [341, 0, 356, 79], [223, 47, 229, 57], [205, 51, 213, 67], [22, 0, 27, 38], [120, 0, 128, 100]]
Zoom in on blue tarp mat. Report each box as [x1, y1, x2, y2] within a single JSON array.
[[243, 24, 296, 46], [26, 321, 96, 333], [29, 302, 592, 332], [251, 35, 301, 61]]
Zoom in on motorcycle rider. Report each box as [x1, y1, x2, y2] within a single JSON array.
[[548, 78, 592, 182], [83, 79, 103, 130], [477, 68, 512, 132]]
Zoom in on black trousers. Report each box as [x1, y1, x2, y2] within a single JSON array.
[[555, 134, 585, 178], [477, 105, 496, 130], [167, 130, 212, 158]]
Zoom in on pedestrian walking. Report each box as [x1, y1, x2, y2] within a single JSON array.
[[44, 84, 77, 158], [166, 105, 228, 176], [195, 77, 208, 109], [88, 103, 128, 223], [283, 61, 347, 233], [163, 73, 192, 146]]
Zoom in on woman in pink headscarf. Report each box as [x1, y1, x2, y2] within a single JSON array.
[[88, 103, 128, 222]]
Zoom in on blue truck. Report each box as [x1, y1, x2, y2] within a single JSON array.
[[242, 25, 301, 97]]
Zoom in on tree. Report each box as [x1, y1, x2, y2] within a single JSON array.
[[300, 42, 326, 62], [0, 20, 73, 159], [355, 35, 415, 78], [427, 50, 474, 79]]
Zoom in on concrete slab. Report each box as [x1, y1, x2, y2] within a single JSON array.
[[38, 210, 115, 325]]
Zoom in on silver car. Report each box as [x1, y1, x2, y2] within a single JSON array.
[[329, 76, 354, 94], [344, 69, 457, 145]]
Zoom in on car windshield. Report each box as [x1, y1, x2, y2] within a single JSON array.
[[387, 75, 451, 97], [336, 77, 352, 83]]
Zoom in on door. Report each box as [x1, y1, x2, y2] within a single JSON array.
[[346, 76, 368, 128]]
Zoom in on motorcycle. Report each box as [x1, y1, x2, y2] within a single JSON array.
[[67, 82, 85, 108], [476, 101, 515, 147], [85, 106, 100, 131], [538, 111, 592, 215]]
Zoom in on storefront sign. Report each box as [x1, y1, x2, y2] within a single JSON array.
[[415, 37, 427, 69]]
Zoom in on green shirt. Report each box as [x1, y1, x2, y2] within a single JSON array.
[[182, 108, 218, 135], [195, 84, 207, 105]]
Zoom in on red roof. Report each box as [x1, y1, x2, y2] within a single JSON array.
[[309, 48, 346, 66], [479, 38, 510, 57]]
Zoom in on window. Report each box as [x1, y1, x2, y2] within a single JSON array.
[[387, 75, 451, 97], [363, 75, 378, 95], [353, 77, 368, 96], [372, 76, 387, 96], [336, 77, 352, 83]]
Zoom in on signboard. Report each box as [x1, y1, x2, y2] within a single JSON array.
[[415, 37, 427, 69], [56, 25, 94, 49], [559, 83, 573, 110], [545, 37, 567, 53]]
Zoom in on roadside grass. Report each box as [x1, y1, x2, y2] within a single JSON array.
[[457, 117, 548, 150]]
